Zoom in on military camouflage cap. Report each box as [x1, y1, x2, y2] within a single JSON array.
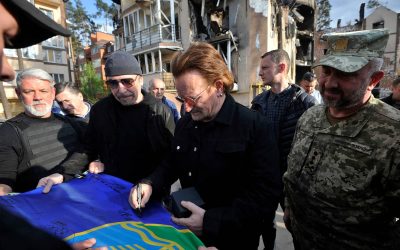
[[313, 28, 389, 72]]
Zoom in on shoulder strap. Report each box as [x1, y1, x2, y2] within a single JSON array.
[[53, 113, 86, 139], [5, 120, 34, 166]]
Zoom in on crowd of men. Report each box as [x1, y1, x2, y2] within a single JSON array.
[[1, 1, 400, 250]]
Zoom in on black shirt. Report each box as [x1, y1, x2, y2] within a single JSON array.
[[113, 102, 154, 183], [148, 94, 282, 249]]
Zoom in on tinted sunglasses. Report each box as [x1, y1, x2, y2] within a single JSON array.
[[176, 85, 211, 107], [105, 75, 140, 89]]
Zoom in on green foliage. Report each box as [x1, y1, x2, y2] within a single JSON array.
[[94, 0, 118, 32], [316, 0, 332, 31], [367, 0, 382, 9], [66, 0, 99, 55], [80, 63, 107, 103]]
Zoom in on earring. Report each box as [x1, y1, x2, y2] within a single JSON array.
[[218, 93, 223, 97]]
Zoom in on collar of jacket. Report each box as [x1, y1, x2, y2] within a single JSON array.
[[310, 96, 380, 138], [186, 93, 235, 129], [252, 83, 303, 106]]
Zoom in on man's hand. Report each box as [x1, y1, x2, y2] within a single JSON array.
[[88, 160, 104, 174], [71, 238, 107, 250], [128, 183, 152, 209], [172, 201, 205, 236], [129, 183, 153, 209], [283, 207, 292, 233], [0, 184, 12, 196], [37, 173, 64, 193]]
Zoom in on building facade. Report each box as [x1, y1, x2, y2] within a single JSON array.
[[365, 6, 400, 87], [111, 0, 316, 106], [76, 32, 115, 83]]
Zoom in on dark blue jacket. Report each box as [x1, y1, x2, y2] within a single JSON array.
[[162, 96, 180, 123], [251, 84, 317, 174]]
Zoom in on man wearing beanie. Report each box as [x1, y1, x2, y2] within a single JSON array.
[[41, 51, 175, 195], [284, 29, 400, 249], [84, 51, 175, 185]]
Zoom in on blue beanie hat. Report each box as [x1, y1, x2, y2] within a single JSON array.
[[105, 51, 142, 76]]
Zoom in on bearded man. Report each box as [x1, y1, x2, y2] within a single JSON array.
[[0, 68, 86, 195]]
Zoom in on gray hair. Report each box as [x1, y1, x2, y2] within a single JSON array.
[[16, 68, 54, 89]]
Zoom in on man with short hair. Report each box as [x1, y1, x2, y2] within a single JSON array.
[[0, 1, 100, 249], [381, 77, 400, 109], [148, 78, 180, 123], [284, 29, 400, 249], [0, 68, 85, 195], [55, 82, 91, 122], [251, 49, 317, 249], [300, 72, 323, 104], [41, 51, 175, 191]]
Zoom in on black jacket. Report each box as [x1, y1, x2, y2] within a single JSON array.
[[67, 91, 175, 184], [251, 84, 317, 174], [0, 206, 72, 250], [381, 94, 400, 110], [147, 94, 282, 249]]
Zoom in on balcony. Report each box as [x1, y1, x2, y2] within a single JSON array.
[[125, 24, 181, 51]]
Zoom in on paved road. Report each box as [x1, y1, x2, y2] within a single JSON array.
[[259, 207, 294, 250]]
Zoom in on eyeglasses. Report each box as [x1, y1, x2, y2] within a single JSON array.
[[176, 85, 211, 107], [106, 75, 140, 89]]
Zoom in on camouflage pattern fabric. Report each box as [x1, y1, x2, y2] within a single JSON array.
[[313, 29, 389, 73], [284, 96, 400, 250]]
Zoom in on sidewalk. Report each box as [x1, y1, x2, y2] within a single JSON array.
[[259, 207, 294, 250]]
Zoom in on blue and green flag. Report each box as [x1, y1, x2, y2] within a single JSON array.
[[0, 174, 203, 249]]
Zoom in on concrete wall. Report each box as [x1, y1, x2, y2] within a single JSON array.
[[366, 6, 399, 85]]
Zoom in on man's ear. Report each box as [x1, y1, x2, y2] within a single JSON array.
[[215, 80, 224, 93], [78, 92, 84, 101], [367, 71, 384, 91], [278, 63, 286, 73], [15, 87, 21, 98]]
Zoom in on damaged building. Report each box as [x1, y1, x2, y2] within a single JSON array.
[[110, 0, 316, 106]]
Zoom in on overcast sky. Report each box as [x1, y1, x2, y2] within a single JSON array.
[[329, 0, 400, 27]]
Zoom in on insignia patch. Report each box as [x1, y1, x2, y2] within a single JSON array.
[[333, 138, 372, 155], [333, 38, 348, 52]]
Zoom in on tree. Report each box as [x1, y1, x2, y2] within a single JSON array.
[[367, 0, 381, 9], [94, 0, 118, 32], [66, 0, 99, 56], [316, 0, 332, 31], [80, 63, 107, 103]]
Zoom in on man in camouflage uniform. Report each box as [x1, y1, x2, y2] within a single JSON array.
[[283, 28, 400, 250]]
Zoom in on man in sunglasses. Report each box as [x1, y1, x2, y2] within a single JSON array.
[[128, 42, 282, 249], [42, 51, 175, 193], [87, 51, 175, 184]]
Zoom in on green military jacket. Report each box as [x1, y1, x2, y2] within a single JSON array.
[[284, 96, 400, 250]]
